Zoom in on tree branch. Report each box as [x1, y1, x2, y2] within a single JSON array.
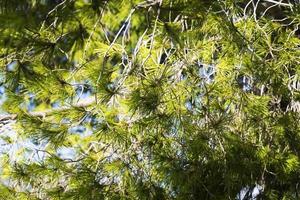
[[0, 96, 96, 122]]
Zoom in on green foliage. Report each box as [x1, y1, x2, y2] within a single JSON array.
[[0, 0, 300, 199]]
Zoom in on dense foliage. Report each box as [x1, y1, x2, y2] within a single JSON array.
[[0, 0, 300, 199]]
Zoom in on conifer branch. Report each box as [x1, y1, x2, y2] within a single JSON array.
[[0, 96, 96, 122]]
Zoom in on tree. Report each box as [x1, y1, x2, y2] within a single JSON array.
[[0, 0, 300, 199]]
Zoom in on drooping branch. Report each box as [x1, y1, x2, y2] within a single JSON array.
[[0, 96, 96, 123]]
